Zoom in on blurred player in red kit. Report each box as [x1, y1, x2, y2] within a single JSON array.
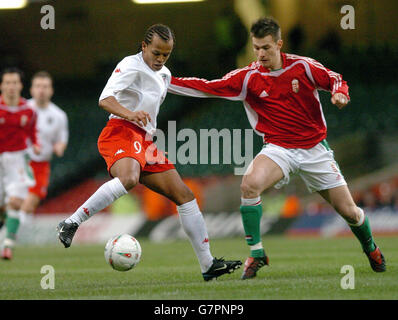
[[169, 17, 386, 278], [0, 67, 40, 259]]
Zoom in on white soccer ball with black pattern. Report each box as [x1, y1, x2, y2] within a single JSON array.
[[104, 234, 142, 271]]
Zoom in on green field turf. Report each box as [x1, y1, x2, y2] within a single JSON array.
[[0, 236, 397, 300]]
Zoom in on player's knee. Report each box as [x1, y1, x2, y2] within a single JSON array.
[[118, 174, 139, 191], [338, 204, 360, 224], [21, 202, 36, 214], [240, 179, 261, 198], [8, 197, 23, 211]]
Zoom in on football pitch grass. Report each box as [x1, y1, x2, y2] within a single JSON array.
[[0, 235, 397, 300]]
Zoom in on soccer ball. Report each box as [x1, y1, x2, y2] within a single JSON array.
[[104, 234, 142, 271]]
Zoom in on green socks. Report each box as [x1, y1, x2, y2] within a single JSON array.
[[240, 201, 375, 259], [240, 197, 264, 258], [250, 248, 265, 258], [5, 209, 20, 241], [349, 213, 376, 253]]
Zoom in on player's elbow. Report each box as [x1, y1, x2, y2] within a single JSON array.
[[99, 95, 111, 106], [99, 96, 117, 111], [98, 99, 107, 109]]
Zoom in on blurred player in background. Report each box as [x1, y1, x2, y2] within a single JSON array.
[[0, 207, 5, 230], [0, 67, 40, 260], [19, 71, 69, 223], [57, 24, 241, 281], [169, 17, 386, 278]]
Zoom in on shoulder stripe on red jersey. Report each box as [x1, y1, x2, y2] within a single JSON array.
[[285, 54, 343, 93]]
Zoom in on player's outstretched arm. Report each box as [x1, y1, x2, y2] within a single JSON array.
[[99, 96, 151, 127], [168, 67, 249, 101]]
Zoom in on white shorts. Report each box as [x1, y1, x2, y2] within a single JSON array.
[[0, 150, 35, 206], [256, 140, 347, 193]]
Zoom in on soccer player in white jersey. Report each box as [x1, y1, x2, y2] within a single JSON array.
[[57, 24, 241, 281], [169, 17, 386, 278], [19, 71, 69, 222]]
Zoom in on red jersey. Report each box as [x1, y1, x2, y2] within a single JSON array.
[[0, 96, 38, 153], [169, 53, 350, 149]]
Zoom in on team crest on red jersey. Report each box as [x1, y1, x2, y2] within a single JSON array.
[[20, 114, 28, 126], [291, 79, 299, 93]]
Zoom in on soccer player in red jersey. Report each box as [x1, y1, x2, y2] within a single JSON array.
[[169, 17, 385, 278], [0, 67, 40, 259]]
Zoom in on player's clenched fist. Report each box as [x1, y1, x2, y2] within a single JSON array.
[[331, 93, 349, 109], [127, 110, 151, 127]]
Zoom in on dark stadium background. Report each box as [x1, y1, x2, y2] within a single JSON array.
[[1, 0, 398, 240]]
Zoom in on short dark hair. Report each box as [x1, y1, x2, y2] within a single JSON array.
[[250, 17, 281, 41], [143, 24, 175, 46], [31, 71, 53, 84], [0, 67, 24, 84]]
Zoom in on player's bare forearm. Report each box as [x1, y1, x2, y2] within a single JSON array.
[[99, 96, 132, 119], [99, 96, 151, 127]]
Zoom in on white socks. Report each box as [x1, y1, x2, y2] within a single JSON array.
[[66, 178, 127, 225], [65, 180, 213, 273], [250, 242, 264, 251], [241, 196, 261, 206], [6, 208, 19, 219], [177, 199, 214, 273]]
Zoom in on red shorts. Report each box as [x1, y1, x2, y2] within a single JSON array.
[[28, 160, 51, 199], [97, 119, 175, 175]]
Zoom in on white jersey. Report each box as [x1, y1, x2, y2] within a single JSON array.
[[27, 99, 69, 162], [99, 52, 171, 135]]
